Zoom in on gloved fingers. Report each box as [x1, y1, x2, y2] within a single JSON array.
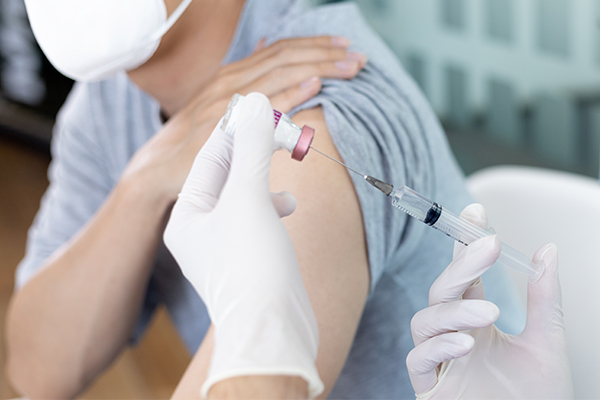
[[429, 235, 500, 306], [523, 243, 565, 337], [411, 299, 499, 346], [462, 277, 487, 300], [164, 128, 234, 263], [271, 191, 297, 218], [407, 332, 475, 395], [227, 92, 275, 189], [178, 126, 234, 213]]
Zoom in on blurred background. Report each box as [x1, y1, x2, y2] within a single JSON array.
[[1, 0, 599, 397], [348, 0, 600, 178]]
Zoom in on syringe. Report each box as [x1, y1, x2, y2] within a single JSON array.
[[369, 178, 544, 282], [310, 150, 545, 282]]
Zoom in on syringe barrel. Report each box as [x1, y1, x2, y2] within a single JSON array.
[[391, 186, 545, 282], [435, 208, 544, 281], [390, 186, 437, 222], [220, 94, 314, 161]]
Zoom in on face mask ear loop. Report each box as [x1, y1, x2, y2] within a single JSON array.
[[149, 0, 193, 42]]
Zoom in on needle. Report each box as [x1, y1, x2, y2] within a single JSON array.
[[309, 146, 366, 178], [309, 146, 395, 196]]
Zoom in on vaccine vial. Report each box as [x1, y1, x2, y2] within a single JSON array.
[[220, 93, 314, 161]]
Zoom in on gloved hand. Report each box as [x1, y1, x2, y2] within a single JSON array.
[[164, 93, 324, 398], [407, 204, 574, 399]]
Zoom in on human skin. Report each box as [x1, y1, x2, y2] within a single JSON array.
[[5, 0, 369, 399]]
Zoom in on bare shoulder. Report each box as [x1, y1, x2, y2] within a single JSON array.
[[269, 106, 369, 398], [269, 107, 368, 293]]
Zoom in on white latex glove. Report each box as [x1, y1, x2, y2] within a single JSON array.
[[164, 93, 324, 398], [407, 204, 574, 399]]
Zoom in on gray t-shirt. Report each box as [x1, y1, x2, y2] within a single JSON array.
[[16, 0, 524, 398]]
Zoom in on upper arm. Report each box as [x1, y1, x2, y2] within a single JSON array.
[[270, 106, 370, 398]]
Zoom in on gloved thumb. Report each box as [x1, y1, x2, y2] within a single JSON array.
[[227, 92, 275, 190], [452, 204, 490, 301], [523, 243, 565, 337], [453, 204, 488, 259]]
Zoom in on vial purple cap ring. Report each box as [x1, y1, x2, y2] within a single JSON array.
[[292, 125, 315, 161]]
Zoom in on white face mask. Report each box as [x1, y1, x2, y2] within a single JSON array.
[[24, 0, 192, 82]]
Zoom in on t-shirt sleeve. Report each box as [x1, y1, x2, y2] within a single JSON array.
[[14, 82, 158, 343], [15, 83, 113, 288], [283, 5, 438, 292]]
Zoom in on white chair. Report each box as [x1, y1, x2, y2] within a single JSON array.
[[467, 165, 600, 400]]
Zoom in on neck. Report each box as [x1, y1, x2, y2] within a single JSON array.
[[128, 0, 245, 116]]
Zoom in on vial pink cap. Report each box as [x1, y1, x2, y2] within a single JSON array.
[[292, 125, 314, 161]]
